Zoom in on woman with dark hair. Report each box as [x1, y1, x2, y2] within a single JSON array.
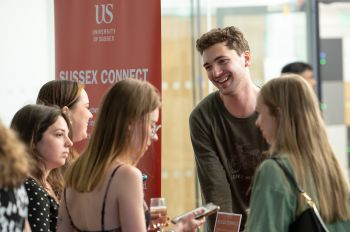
[[11, 104, 73, 232]]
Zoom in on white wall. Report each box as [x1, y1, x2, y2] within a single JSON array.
[[0, 0, 54, 126]]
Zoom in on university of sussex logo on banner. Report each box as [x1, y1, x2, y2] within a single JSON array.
[[95, 4, 113, 24], [92, 2, 116, 43]]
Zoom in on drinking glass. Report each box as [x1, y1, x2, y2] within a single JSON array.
[[150, 197, 167, 232]]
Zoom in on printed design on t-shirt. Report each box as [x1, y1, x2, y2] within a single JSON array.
[[230, 144, 266, 179], [228, 144, 268, 202]]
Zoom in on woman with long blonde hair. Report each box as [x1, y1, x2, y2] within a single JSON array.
[[57, 79, 204, 232], [245, 74, 350, 231]]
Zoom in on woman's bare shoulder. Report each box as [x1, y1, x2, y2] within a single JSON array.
[[112, 164, 142, 183]]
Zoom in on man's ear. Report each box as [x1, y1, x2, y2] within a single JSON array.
[[62, 106, 70, 114], [244, 51, 251, 67]]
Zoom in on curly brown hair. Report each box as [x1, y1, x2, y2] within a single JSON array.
[[196, 26, 250, 55], [0, 121, 30, 188]]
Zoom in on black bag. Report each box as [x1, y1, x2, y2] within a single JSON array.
[[272, 158, 329, 232]]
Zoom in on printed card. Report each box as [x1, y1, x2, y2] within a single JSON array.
[[214, 212, 242, 232]]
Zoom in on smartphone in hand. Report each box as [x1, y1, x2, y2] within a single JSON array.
[[171, 202, 220, 224]]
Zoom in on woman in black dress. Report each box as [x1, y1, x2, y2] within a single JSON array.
[[56, 79, 204, 232], [11, 104, 73, 232]]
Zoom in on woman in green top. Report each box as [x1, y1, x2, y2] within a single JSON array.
[[245, 74, 350, 231]]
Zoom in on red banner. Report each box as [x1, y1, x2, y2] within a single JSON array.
[[54, 0, 161, 202]]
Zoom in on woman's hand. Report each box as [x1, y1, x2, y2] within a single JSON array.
[[174, 210, 205, 232], [148, 211, 169, 232]]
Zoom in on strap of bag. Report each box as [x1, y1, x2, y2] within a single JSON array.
[[271, 157, 329, 231], [271, 157, 304, 193]]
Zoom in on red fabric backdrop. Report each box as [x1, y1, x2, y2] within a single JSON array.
[[54, 0, 162, 203]]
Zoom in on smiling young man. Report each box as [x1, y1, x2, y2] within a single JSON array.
[[189, 26, 268, 232]]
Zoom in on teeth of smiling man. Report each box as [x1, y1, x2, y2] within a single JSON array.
[[217, 76, 228, 83]]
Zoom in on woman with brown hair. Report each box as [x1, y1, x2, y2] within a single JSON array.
[[11, 104, 73, 232], [0, 120, 31, 231], [37, 80, 93, 144]]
